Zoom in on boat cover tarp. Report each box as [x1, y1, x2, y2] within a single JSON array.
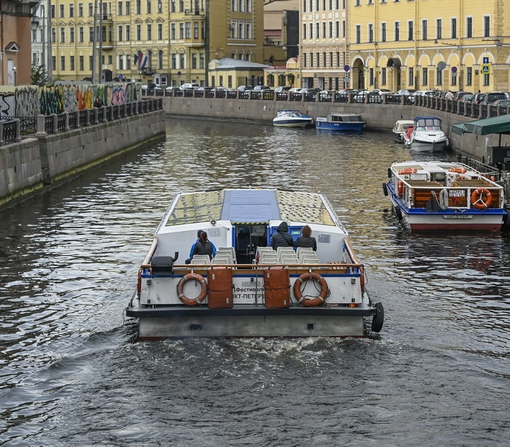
[[452, 115, 510, 136]]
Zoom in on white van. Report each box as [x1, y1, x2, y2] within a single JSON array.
[[179, 83, 199, 90]]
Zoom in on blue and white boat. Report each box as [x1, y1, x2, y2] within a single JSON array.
[[383, 161, 507, 232], [315, 113, 366, 133], [273, 109, 313, 128], [126, 188, 384, 339]]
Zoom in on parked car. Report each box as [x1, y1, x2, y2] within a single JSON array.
[[253, 85, 271, 92], [179, 82, 199, 90], [459, 93, 474, 103], [482, 91, 508, 105], [289, 87, 303, 100], [492, 99, 510, 108], [274, 86, 291, 93], [237, 85, 253, 92], [413, 90, 435, 97], [472, 92, 485, 104], [454, 91, 472, 101]]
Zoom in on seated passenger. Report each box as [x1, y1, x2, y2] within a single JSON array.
[[192, 231, 216, 260], [270, 222, 294, 249], [293, 225, 317, 251], [185, 230, 217, 264]]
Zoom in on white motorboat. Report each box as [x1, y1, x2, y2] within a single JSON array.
[[392, 119, 415, 143], [403, 116, 449, 151], [126, 188, 384, 339], [273, 109, 313, 128], [383, 161, 507, 232]]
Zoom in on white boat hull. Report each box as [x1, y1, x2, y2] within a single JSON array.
[[385, 161, 506, 232], [125, 188, 384, 339]]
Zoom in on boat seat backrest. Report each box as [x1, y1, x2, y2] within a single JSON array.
[[217, 247, 236, 261], [299, 253, 319, 264], [296, 247, 314, 257], [213, 253, 234, 264], [191, 255, 211, 264], [211, 258, 229, 264], [276, 247, 295, 255]]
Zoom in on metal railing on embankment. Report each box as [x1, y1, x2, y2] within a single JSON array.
[[0, 98, 163, 146], [149, 88, 510, 122]]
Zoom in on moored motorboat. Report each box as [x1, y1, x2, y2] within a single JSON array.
[[126, 188, 384, 339], [392, 119, 415, 143], [403, 116, 449, 152], [315, 113, 366, 133], [383, 161, 507, 232], [273, 109, 313, 128]]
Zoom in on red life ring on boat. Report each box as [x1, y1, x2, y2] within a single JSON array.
[[471, 188, 492, 210], [293, 272, 329, 307], [448, 167, 467, 174], [177, 273, 207, 306], [398, 180, 403, 197], [398, 168, 417, 175]]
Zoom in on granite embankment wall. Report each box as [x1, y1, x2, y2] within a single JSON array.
[[163, 96, 510, 162], [0, 107, 166, 210]]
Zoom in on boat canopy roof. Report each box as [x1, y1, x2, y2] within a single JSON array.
[[164, 189, 338, 226], [414, 116, 442, 126], [452, 114, 510, 136]]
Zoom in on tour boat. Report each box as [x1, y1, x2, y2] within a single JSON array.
[[383, 161, 507, 232], [392, 119, 415, 143], [403, 116, 449, 152], [315, 113, 366, 133], [273, 109, 313, 128], [126, 188, 384, 339]]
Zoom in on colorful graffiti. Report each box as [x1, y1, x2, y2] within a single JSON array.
[[0, 83, 141, 117]]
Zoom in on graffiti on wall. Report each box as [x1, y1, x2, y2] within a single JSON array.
[[1, 83, 141, 117]]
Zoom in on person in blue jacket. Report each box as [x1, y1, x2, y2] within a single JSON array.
[[185, 230, 217, 263]]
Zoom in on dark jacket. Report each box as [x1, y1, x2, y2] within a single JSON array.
[[294, 236, 317, 251], [270, 222, 294, 249], [193, 240, 215, 259]]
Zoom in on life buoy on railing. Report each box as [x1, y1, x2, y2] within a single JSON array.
[[398, 180, 403, 197], [471, 188, 492, 210], [177, 272, 207, 306], [448, 167, 467, 174], [398, 168, 417, 175], [293, 272, 329, 307]]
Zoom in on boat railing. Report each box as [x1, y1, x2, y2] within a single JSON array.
[[404, 183, 503, 209], [151, 262, 362, 274]]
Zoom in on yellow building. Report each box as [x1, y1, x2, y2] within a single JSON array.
[[300, 0, 349, 91], [349, 0, 510, 93], [47, 0, 264, 87]]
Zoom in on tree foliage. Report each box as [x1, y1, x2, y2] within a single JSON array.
[[31, 65, 48, 86]]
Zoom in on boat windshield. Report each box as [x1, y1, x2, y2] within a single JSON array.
[[416, 118, 442, 130]]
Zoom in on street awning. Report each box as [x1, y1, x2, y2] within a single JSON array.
[[452, 114, 510, 136]]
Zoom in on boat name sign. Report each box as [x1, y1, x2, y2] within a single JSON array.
[[235, 279, 265, 303]]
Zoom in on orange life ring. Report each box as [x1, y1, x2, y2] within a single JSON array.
[[471, 188, 492, 210], [398, 168, 417, 175], [397, 180, 403, 197], [456, 175, 467, 181], [448, 167, 467, 174], [293, 272, 329, 307], [177, 273, 207, 306]]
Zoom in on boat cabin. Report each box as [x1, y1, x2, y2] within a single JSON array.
[[154, 189, 347, 265]]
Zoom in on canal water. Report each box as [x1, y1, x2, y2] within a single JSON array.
[[1, 119, 510, 446]]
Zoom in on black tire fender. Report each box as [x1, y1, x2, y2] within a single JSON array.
[[371, 302, 384, 332], [395, 207, 403, 221]]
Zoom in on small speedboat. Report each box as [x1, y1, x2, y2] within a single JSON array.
[[392, 119, 415, 143], [315, 113, 365, 133], [273, 109, 313, 128], [403, 116, 449, 152], [126, 188, 384, 339], [383, 161, 507, 232]]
